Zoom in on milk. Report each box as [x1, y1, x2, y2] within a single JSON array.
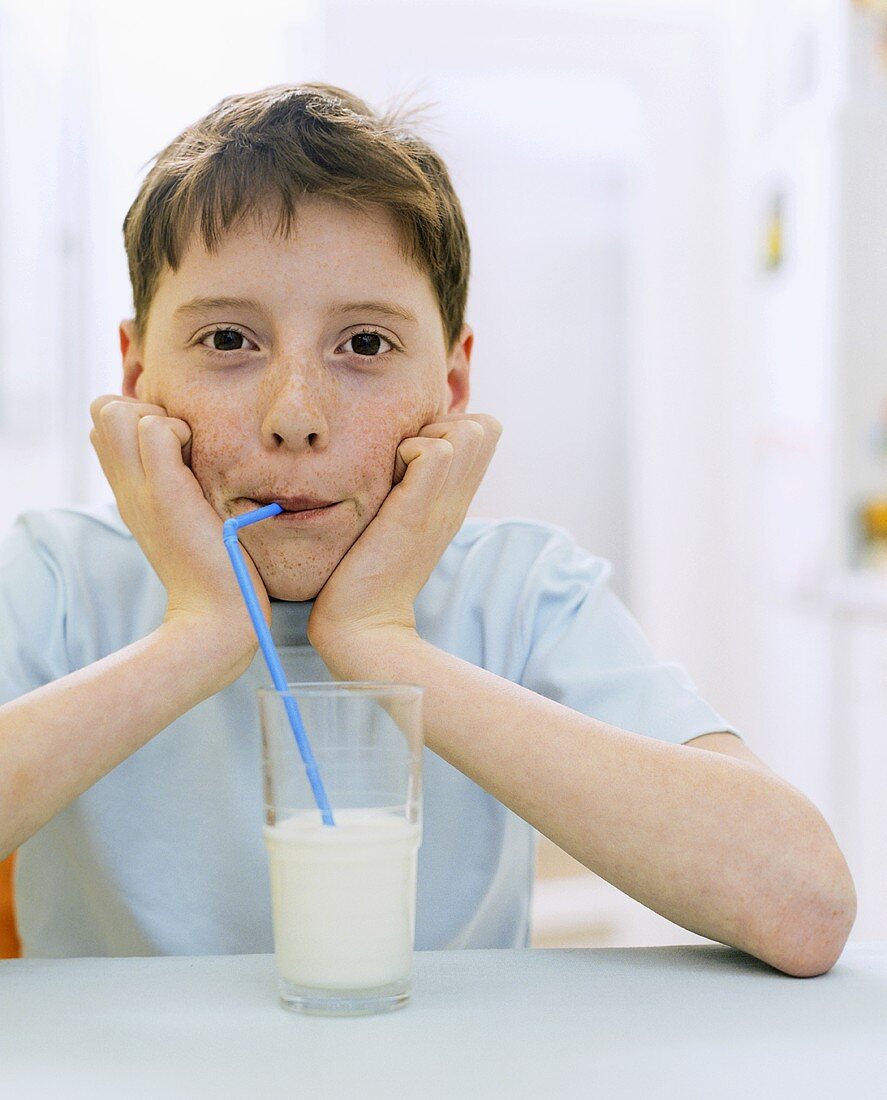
[[263, 808, 421, 990]]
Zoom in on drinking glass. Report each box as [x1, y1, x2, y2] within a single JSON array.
[[258, 681, 423, 1016]]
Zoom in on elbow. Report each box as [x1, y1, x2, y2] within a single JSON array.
[[745, 796, 860, 979], [764, 864, 858, 979]]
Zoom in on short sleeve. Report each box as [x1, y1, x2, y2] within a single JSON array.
[[516, 527, 742, 746], [0, 514, 71, 706]]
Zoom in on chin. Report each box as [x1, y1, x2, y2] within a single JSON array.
[[265, 576, 325, 602], [244, 538, 344, 603]]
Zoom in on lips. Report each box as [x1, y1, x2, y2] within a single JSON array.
[[247, 495, 338, 513]]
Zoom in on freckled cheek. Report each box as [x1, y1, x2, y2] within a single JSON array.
[[178, 402, 249, 509], [355, 391, 439, 512], [156, 377, 440, 516]]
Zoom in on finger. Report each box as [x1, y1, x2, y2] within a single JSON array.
[[155, 416, 194, 468], [92, 397, 175, 479], [419, 418, 486, 440], [416, 416, 501, 469], [394, 436, 454, 504], [413, 419, 488, 481], [392, 430, 467, 486], [90, 393, 120, 424], [89, 393, 168, 428], [89, 424, 120, 488], [94, 400, 157, 479], [417, 413, 503, 438], [137, 416, 195, 489], [393, 417, 498, 487]]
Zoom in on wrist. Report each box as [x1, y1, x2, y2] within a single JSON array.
[[309, 622, 423, 682], [160, 610, 259, 686]]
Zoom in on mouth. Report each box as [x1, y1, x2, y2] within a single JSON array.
[[266, 496, 339, 513], [237, 496, 342, 523]]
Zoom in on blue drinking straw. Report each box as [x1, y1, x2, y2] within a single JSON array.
[[223, 503, 335, 827]]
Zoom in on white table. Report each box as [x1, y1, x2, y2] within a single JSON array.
[[2, 944, 886, 1099]]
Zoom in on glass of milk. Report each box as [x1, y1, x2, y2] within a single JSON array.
[[258, 682, 423, 1016]]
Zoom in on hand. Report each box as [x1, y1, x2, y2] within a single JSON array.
[[89, 394, 270, 653], [307, 412, 503, 654]]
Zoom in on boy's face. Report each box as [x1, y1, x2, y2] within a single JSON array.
[[120, 195, 472, 601]]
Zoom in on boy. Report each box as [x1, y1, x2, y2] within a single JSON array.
[[0, 83, 855, 974]]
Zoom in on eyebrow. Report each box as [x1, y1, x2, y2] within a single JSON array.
[[172, 295, 418, 325]]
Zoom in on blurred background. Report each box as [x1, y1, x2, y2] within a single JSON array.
[[0, 0, 885, 953]]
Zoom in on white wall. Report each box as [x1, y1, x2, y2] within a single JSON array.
[[0, 4, 78, 512], [316, 0, 747, 730], [1, 0, 755, 761]]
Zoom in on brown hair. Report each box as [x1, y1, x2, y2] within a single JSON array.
[[122, 82, 470, 353]]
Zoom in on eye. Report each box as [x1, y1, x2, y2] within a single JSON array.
[[195, 324, 398, 359], [340, 327, 397, 359], [197, 326, 257, 353]]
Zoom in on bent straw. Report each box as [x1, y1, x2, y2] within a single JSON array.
[[223, 503, 335, 826]]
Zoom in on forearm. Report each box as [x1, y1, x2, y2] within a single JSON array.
[[319, 630, 855, 977], [0, 618, 252, 859]]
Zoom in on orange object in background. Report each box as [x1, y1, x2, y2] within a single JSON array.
[[0, 852, 21, 958], [860, 497, 887, 569]]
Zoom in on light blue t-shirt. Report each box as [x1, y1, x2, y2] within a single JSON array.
[[0, 503, 741, 958]]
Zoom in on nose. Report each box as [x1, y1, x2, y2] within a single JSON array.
[[258, 361, 331, 451]]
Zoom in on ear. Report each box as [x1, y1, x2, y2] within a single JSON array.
[[120, 319, 144, 399], [443, 323, 472, 414]]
